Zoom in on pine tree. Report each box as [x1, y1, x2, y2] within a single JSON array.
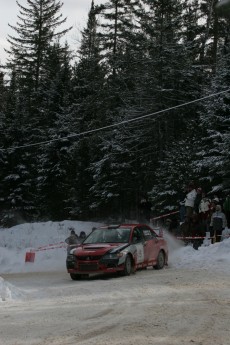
[[196, 46, 230, 194], [1, 0, 72, 223], [34, 42, 75, 220], [62, 1, 108, 219], [6, 0, 71, 90]]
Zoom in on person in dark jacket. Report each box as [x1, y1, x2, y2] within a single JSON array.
[[194, 187, 202, 214], [79, 231, 86, 242], [223, 194, 230, 228], [65, 228, 80, 245], [209, 205, 227, 242]]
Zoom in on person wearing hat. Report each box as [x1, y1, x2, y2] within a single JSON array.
[[79, 231, 86, 243], [65, 228, 80, 245], [209, 205, 227, 242]]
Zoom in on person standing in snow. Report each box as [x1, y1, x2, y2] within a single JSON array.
[[209, 205, 227, 242], [182, 183, 197, 237], [65, 228, 80, 254], [223, 194, 230, 228], [79, 231, 86, 243], [199, 192, 211, 232], [185, 183, 197, 219], [194, 187, 202, 214], [65, 228, 80, 245]]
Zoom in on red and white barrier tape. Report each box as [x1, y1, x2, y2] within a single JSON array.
[[177, 235, 230, 240], [176, 236, 210, 240], [25, 242, 68, 262], [35, 244, 67, 252], [27, 242, 67, 253], [151, 211, 179, 221], [35, 241, 66, 251]]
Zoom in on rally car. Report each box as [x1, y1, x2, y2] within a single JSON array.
[[66, 224, 168, 280]]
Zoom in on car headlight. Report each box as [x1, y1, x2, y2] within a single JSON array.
[[103, 252, 124, 260], [67, 254, 75, 261]]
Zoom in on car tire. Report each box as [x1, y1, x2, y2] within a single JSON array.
[[121, 255, 132, 276], [70, 273, 82, 280], [153, 250, 165, 270]]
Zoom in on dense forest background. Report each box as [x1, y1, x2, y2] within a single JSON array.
[[0, 0, 230, 226]]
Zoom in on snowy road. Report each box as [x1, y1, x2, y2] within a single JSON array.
[[1, 268, 230, 345]]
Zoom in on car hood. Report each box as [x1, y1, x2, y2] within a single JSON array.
[[73, 243, 129, 256]]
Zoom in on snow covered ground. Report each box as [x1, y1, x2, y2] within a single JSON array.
[[1, 220, 230, 302]]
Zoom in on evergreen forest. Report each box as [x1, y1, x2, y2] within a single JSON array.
[[0, 0, 230, 226]]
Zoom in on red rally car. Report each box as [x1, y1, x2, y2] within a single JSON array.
[[66, 223, 168, 280]]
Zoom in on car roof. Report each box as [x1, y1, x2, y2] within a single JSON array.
[[99, 223, 152, 229]]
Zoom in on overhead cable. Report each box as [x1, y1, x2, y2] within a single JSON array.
[[0, 88, 229, 152]]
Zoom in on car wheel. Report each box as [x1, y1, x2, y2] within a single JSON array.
[[153, 251, 165, 270], [70, 273, 82, 280], [121, 255, 132, 276]]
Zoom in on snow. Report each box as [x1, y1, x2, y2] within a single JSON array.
[[0, 220, 230, 303]]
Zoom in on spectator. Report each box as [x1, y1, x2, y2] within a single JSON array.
[[194, 187, 202, 214], [199, 192, 211, 231], [190, 213, 205, 238], [223, 194, 230, 228], [199, 192, 211, 217], [179, 216, 190, 238], [185, 183, 197, 219], [79, 231, 86, 242], [212, 194, 220, 205], [65, 228, 80, 245], [190, 213, 205, 249], [209, 205, 227, 242], [209, 200, 216, 215]]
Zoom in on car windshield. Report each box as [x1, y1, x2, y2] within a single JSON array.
[[84, 227, 131, 244]]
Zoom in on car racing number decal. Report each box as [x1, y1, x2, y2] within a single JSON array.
[[135, 243, 144, 263]]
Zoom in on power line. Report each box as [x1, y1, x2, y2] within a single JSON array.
[[0, 88, 229, 152]]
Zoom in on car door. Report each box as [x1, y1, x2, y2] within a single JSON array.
[[132, 227, 145, 264], [139, 225, 159, 264]]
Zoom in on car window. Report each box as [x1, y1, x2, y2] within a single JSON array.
[[84, 229, 105, 243], [140, 226, 157, 240], [117, 228, 131, 242], [132, 227, 144, 243], [84, 228, 131, 244], [104, 229, 120, 242]]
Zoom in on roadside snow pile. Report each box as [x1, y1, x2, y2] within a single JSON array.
[[0, 221, 230, 302], [0, 220, 101, 274], [170, 238, 230, 272], [0, 277, 24, 302], [0, 220, 97, 250]]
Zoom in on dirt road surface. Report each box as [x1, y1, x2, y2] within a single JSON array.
[[1, 268, 230, 345]]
